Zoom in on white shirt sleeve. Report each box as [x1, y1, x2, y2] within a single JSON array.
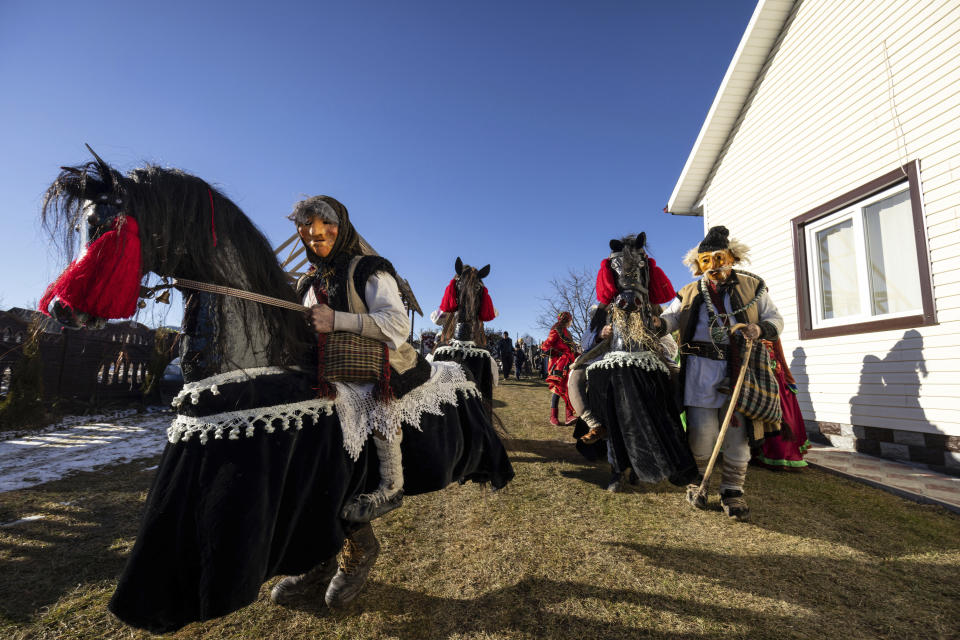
[[757, 291, 784, 336], [362, 271, 411, 351], [660, 296, 682, 334]]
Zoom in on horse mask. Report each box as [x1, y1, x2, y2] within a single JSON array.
[[39, 147, 143, 327], [439, 257, 495, 343]]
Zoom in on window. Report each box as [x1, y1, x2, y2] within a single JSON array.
[[792, 161, 935, 339]]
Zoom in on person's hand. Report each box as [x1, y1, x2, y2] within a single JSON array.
[[740, 323, 762, 340], [600, 325, 613, 339], [307, 304, 335, 333]]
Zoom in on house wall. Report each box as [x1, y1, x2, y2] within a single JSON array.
[[695, 0, 960, 471]]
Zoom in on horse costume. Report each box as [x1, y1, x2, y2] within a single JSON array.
[[38, 151, 513, 633], [430, 257, 498, 420], [571, 234, 698, 490]]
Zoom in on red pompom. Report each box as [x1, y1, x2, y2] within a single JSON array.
[[478, 287, 496, 322], [39, 217, 143, 320], [647, 257, 676, 305], [438, 278, 458, 313], [595, 259, 618, 305]]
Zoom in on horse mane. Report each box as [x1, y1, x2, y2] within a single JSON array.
[[42, 161, 311, 367]]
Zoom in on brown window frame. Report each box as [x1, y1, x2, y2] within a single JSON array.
[[791, 160, 936, 340]]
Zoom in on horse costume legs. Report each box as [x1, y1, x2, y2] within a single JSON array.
[[568, 368, 606, 443]]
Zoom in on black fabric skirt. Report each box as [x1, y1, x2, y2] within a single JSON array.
[[583, 364, 697, 486], [432, 351, 494, 420], [109, 371, 513, 634]]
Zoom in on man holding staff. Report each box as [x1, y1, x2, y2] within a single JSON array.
[[654, 226, 784, 521]]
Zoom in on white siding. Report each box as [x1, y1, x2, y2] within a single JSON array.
[[697, 0, 960, 436]]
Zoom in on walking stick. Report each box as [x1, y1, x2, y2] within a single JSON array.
[[688, 323, 755, 508]]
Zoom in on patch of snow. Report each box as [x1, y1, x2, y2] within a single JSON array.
[[0, 411, 172, 493], [0, 514, 46, 527]]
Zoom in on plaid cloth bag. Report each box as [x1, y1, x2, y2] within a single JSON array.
[[734, 337, 782, 428], [322, 331, 387, 383]]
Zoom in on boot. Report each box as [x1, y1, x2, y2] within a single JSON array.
[[719, 489, 750, 521], [549, 406, 560, 426], [325, 524, 380, 609], [270, 556, 338, 606], [342, 433, 404, 523], [580, 424, 607, 444], [719, 460, 749, 521], [606, 468, 622, 493], [564, 401, 577, 425]]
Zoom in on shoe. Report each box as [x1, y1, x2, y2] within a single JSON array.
[[270, 557, 338, 606], [579, 425, 607, 444], [720, 489, 750, 521], [564, 402, 577, 425], [606, 469, 623, 493], [341, 489, 403, 523], [325, 524, 381, 608], [685, 483, 708, 510], [549, 407, 560, 426]]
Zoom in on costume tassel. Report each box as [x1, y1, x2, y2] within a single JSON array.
[[39, 217, 142, 319], [376, 343, 393, 402], [314, 333, 336, 399], [478, 287, 496, 322], [647, 257, 676, 304], [438, 278, 458, 313]]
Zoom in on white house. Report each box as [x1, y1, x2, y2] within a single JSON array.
[[666, 0, 960, 474]]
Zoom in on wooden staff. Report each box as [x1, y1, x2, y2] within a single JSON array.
[[689, 323, 754, 507]]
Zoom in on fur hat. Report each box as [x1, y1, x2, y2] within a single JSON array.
[[683, 225, 750, 275]]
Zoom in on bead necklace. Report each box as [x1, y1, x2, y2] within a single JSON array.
[[699, 270, 766, 344]]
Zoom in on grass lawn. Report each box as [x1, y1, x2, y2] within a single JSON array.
[[1, 378, 958, 639]]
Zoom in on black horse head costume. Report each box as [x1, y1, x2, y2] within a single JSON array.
[[596, 233, 675, 352], [40, 146, 310, 380], [438, 257, 494, 346]]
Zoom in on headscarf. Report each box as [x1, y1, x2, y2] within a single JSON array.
[[289, 195, 360, 266]]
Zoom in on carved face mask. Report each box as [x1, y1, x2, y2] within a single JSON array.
[[697, 249, 735, 282], [298, 214, 339, 258]]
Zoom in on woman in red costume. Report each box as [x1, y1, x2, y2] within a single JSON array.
[[542, 311, 579, 425], [753, 339, 811, 469]]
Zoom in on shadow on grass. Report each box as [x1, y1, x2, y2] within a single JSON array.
[[504, 437, 581, 463], [742, 465, 960, 555], [0, 459, 155, 623], [610, 541, 960, 636], [301, 577, 787, 639]]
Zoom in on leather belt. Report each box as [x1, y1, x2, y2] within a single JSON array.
[[685, 341, 727, 361]]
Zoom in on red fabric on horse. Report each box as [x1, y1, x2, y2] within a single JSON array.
[[439, 278, 458, 313], [647, 257, 676, 305], [39, 216, 142, 320], [596, 259, 618, 305], [478, 287, 495, 322], [595, 256, 675, 305]]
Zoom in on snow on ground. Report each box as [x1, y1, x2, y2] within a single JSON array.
[[0, 409, 172, 493]]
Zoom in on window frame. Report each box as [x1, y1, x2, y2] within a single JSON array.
[[791, 160, 936, 340]]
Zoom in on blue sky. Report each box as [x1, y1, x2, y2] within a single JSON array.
[[0, 0, 756, 340]]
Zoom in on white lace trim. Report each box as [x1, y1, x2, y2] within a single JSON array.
[[171, 366, 301, 407], [167, 397, 336, 445], [586, 350, 669, 375], [433, 341, 491, 360], [165, 361, 480, 455], [335, 360, 480, 461]]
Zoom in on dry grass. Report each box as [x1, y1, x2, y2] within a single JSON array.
[[2, 378, 959, 639]]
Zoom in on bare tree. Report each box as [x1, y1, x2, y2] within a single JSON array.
[[536, 267, 596, 346]]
